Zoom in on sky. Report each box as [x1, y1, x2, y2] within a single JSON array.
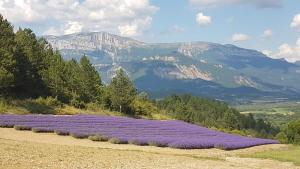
[[0, 0, 300, 62]]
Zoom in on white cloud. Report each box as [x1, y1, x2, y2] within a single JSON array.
[[118, 24, 138, 36], [262, 49, 273, 56], [232, 33, 250, 42], [291, 14, 300, 31], [262, 29, 273, 39], [0, 0, 158, 36], [196, 12, 211, 26], [64, 21, 83, 35], [189, 0, 283, 9], [0, 0, 46, 23], [269, 38, 300, 62]]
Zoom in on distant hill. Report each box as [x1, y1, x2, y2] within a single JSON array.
[[44, 32, 300, 103]]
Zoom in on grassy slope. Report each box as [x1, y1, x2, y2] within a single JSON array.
[[0, 98, 171, 120], [243, 145, 300, 166]]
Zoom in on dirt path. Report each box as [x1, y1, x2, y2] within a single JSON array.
[[0, 128, 298, 169]]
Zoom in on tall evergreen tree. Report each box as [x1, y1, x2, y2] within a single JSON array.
[[0, 14, 16, 94], [14, 28, 48, 97], [79, 55, 102, 103], [42, 52, 67, 101], [108, 69, 137, 114]]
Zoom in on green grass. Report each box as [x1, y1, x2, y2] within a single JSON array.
[[235, 101, 300, 128], [0, 98, 172, 121], [245, 145, 300, 166]]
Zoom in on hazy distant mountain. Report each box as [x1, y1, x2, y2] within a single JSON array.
[[44, 32, 300, 103]]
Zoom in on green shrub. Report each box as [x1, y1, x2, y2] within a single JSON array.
[[275, 132, 288, 144], [70, 97, 86, 109], [131, 97, 158, 116], [294, 134, 300, 145], [230, 129, 247, 136], [21, 100, 56, 114], [86, 102, 104, 112], [34, 97, 62, 107], [0, 99, 9, 113]]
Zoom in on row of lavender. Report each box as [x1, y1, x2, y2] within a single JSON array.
[[0, 114, 278, 150]]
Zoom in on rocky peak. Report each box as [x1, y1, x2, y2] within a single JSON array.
[[44, 32, 145, 51]]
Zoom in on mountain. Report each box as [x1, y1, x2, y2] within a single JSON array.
[[44, 32, 300, 103]]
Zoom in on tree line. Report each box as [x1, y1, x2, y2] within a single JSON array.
[[0, 14, 282, 139], [156, 95, 279, 138]]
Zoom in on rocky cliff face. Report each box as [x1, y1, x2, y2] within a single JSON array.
[[44, 32, 300, 102], [45, 32, 144, 51]]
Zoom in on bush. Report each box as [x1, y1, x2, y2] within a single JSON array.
[[70, 97, 86, 109], [86, 102, 104, 112], [108, 137, 127, 144], [275, 132, 288, 144], [128, 139, 148, 146], [34, 97, 62, 107], [88, 135, 109, 141], [54, 130, 69, 136], [131, 97, 158, 116], [70, 133, 89, 139], [0, 99, 9, 113], [14, 125, 31, 130], [0, 123, 14, 128], [32, 128, 53, 133], [230, 129, 247, 136], [147, 140, 168, 147], [88, 135, 100, 141], [294, 134, 300, 145]]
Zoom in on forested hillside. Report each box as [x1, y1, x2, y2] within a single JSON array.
[[0, 14, 292, 140]]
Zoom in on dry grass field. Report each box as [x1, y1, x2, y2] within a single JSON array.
[[0, 128, 298, 169]]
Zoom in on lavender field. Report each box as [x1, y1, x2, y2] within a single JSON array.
[[0, 114, 278, 150]]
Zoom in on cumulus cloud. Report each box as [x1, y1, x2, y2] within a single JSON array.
[[189, 0, 283, 9], [262, 29, 273, 39], [0, 0, 158, 36], [262, 49, 273, 56], [232, 33, 250, 42], [196, 12, 211, 26], [291, 13, 300, 31], [64, 21, 83, 35], [272, 38, 300, 62]]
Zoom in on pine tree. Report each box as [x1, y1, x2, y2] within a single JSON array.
[[0, 14, 16, 94], [14, 28, 48, 97], [42, 52, 67, 101], [79, 55, 102, 103], [108, 69, 137, 114]]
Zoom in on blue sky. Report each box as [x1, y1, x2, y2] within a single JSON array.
[[0, 0, 300, 62]]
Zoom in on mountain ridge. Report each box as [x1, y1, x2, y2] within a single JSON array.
[[43, 32, 300, 103]]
